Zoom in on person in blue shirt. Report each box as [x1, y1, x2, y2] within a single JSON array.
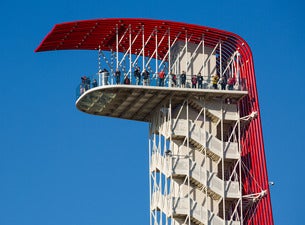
[[114, 68, 121, 84], [180, 71, 186, 88], [197, 72, 203, 89], [134, 66, 141, 85]]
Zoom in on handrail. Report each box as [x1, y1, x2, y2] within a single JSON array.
[[76, 72, 247, 99]]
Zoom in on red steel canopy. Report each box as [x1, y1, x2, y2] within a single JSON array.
[[35, 18, 248, 60]]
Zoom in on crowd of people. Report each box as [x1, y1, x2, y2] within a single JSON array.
[[79, 67, 238, 95]]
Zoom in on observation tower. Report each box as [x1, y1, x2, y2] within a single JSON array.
[[36, 18, 274, 225]]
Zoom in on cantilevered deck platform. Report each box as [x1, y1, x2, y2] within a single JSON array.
[[76, 85, 248, 122]]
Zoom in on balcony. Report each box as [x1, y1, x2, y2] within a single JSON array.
[[76, 72, 248, 100]]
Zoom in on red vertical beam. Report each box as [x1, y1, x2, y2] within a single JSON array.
[[239, 42, 274, 225]]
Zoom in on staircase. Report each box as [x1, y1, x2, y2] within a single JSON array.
[[150, 98, 242, 225], [151, 152, 240, 199], [151, 191, 240, 225]]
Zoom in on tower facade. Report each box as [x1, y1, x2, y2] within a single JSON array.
[[36, 18, 274, 225]]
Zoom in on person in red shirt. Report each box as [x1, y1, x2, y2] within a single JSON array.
[[227, 76, 236, 90], [158, 70, 165, 86], [191, 74, 197, 88], [123, 74, 130, 84]]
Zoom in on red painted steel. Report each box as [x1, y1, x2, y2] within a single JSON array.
[[35, 18, 274, 225]]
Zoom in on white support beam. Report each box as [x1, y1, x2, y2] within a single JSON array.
[[116, 25, 119, 69], [162, 31, 181, 70], [131, 27, 155, 68], [202, 35, 205, 77], [238, 103, 244, 225], [142, 28, 170, 72], [185, 31, 188, 74], [186, 39, 204, 71], [118, 27, 142, 68], [220, 41, 223, 77], [129, 25, 132, 79], [155, 28, 158, 74]]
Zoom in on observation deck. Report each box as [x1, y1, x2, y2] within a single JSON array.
[[76, 84, 247, 122]]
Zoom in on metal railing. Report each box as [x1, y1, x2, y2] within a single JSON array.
[[76, 72, 247, 99]]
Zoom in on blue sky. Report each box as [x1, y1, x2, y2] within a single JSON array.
[[1, 0, 305, 225]]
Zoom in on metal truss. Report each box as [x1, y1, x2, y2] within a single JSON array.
[[148, 95, 253, 225], [95, 24, 241, 88]]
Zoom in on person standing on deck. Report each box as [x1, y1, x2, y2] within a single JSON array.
[[142, 69, 150, 86], [197, 72, 203, 89], [180, 71, 186, 88], [114, 68, 121, 84], [158, 70, 165, 86]]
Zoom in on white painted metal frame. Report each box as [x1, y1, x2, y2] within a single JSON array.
[[149, 95, 244, 225], [97, 23, 243, 91]]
